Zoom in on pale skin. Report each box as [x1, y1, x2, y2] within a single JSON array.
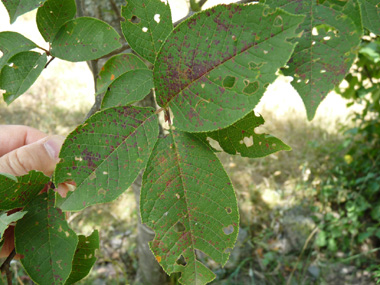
[[0, 125, 71, 258]]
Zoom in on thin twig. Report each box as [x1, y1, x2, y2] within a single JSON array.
[[198, 0, 208, 9], [286, 226, 319, 285], [0, 249, 16, 285], [36, 45, 50, 56], [109, 0, 123, 21], [98, 43, 131, 60], [44, 56, 55, 69]]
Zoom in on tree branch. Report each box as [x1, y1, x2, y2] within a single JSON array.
[[0, 249, 16, 285], [75, 0, 84, 17], [199, 0, 208, 8], [98, 43, 132, 60], [109, 0, 123, 21]]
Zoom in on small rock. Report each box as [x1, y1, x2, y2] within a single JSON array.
[[308, 265, 320, 279]]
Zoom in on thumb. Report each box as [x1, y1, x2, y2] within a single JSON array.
[[0, 135, 64, 177]]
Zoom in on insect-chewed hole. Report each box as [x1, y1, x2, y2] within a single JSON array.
[[223, 75, 237, 88], [176, 255, 187, 266], [224, 247, 233, 254], [242, 80, 259, 96], [223, 225, 234, 235], [154, 14, 161, 23], [142, 27, 148, 32], [174, 221, 186, 232], [243, 136, 254, 147], [130, 15, 141, 24], [226, 207, 232, 214]]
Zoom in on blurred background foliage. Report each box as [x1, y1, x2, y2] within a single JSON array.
[[1, 1, 380, 284]]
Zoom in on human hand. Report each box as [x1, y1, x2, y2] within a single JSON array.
[[0, 125, 71, 258]]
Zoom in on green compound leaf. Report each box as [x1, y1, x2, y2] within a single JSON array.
[[196, 111, 291, 158], [358, 0, 380, 35], [54, 106, 159, 211], [65, 230, 99, 284], [50, 17, 122, 62], [262, 0, 363, 120], [2, 0, 47, 24], [121, 0, 173, 63], [154, 4, 304, 132], [15, 190, 78, 285], [36, 0, 77, 43], [0, 51, 47, 105], [0, 32, 37, 72], [101, 69, 154, 109], [0, 171, 49, 211], [141, 131, 239, 285], [96, 53, 148, 95], [0, 211, 27, 238]]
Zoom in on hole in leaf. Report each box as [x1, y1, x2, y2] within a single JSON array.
[[154, 14, 161, 23], [0, 50, 3, 57], [174, 221, 185, 232], [223, 75, 237, 88], [323, 36, 331, 41], [226, 207, 232, 214], [224, 247, 233, 254], [223, 225, 234, 235], [142, 27, 148, 32], [320, 70, 326, 73], [242, 80, 259, 96], [312, 27, 318, 36], [206, 137, 223, 151], [130, 15, 141, 24], [176, 255, 187, 266], [243, 136, 254, 147], [273, 15, 283, 27]]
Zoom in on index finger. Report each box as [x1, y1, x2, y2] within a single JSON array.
[[0, 125, 47, 157]]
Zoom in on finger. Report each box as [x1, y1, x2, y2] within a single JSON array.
[[0, 125, 47, 156], [0, 226, 23, 259], [0, 135, 65, 176]]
